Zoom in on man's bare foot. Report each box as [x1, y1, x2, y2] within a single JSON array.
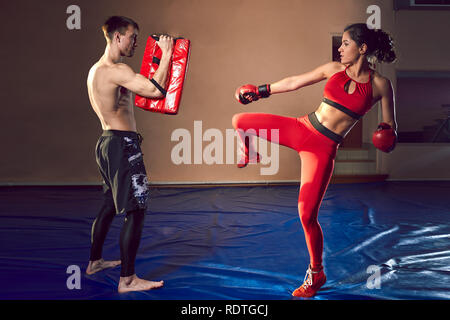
[[118, 274, 164, 293], [86, 258, 121, 275]]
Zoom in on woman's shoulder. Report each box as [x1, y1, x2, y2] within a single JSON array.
[[371, 70, 393, 97], [372, 70, 392, 88], [321, 61, 346, 78]]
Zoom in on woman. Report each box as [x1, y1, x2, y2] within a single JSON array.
[[232, 23, 397, 298]]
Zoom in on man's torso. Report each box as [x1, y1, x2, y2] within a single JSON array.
[[87, 60, 137, 132]]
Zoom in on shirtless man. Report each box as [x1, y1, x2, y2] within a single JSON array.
[[86, 16, 173, 293]]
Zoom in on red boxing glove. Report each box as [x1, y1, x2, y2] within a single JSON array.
[[235, 84, 271, 105], [372, 122, 397, 153]]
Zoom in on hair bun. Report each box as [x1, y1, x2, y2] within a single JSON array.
[[373, 29, 396, 63], [344, 23, 396, 64]]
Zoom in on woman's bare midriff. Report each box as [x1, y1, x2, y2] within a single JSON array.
[[314, 101, 359, 137]]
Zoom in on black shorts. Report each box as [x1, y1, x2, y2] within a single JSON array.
[[95, 130, 150, 214]]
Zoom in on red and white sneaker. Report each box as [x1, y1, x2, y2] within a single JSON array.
[[292, 265, 327, 298]]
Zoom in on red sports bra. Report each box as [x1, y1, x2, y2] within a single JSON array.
[[323, 66, 373, 119]]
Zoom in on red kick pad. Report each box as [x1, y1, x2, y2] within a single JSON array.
[[135, 36, 190, 114]]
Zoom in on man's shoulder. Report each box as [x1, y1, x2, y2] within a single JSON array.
[[88, 61, 108, 77], [111, 62, 132, 72], [108, 63, 135, 82], [91, 60, 131, 73], [90, 62, 134, 86]]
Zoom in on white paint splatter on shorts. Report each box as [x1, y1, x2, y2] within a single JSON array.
[[131, 174, 149, 207], [128, 152, 143, 165]]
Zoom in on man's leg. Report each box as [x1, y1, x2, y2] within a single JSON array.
[[119, 209, 145, 277], [87, 134, 121, 275], [114, 132, 164, 293], [117, 209, 164, 293], [86, 197, 121, 275]]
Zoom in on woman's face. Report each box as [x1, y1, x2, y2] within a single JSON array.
[[338, 31, 364, 64]]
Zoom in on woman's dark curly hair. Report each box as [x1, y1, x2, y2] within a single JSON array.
[[344, 23, 396, 63]]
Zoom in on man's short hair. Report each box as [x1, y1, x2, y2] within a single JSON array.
[[102, 16, 139, 41]]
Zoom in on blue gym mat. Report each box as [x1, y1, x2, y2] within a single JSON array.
[[0, 182, 449, 300]]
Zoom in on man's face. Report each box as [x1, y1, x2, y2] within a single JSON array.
[[118, 25, 138, 57]]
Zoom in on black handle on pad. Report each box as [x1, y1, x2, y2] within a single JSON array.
[[151, 34, 184, 41]]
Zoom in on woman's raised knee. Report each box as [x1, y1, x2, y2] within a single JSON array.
[[232, 113, 243, 129]]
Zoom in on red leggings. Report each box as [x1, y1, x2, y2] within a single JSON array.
[[232, 112, 340, 268]]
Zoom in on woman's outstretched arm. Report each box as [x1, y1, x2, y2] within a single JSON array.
[[270, 61, 343, 94]]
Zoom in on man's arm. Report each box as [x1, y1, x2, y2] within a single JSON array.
[[146, 35, 174, 96], [112, 35, 174, 98], [112, 64, 163, 98]]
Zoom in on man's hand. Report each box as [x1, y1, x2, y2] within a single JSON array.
[[157, 35, 174, 56], [115, 35, 174, 99]]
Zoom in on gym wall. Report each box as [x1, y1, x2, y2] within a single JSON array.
[[1, 0, 448, 184]]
